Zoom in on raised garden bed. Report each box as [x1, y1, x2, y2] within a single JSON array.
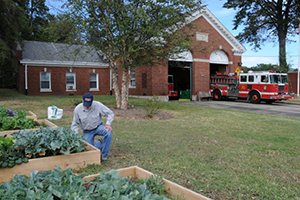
[[26, 111, 37, 120], [0, 140, 100, 183], [83, 166, 210, 200], [0, 166, 210, 200], [0, 110, 58, 137], [0, 118, 58, 137]]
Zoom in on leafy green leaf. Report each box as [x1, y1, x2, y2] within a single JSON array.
[[0, 167, 170, 199]]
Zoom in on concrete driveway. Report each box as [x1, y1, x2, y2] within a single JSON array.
[[177, 100, 300, 119]]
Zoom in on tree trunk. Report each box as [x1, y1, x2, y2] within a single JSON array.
[[278, 31, 288, 72], [120, 67, 130, 110], [110, 62, 121, 109], [277, 2, 288, 72]]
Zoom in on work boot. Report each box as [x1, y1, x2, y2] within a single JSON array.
[[101, 155, 108, 161]]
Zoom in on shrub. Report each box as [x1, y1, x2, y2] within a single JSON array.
[[145, 96, 163, 118]]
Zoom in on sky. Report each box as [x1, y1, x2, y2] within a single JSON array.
[[46, 0, 300, 70], [204, 0, 299, 70]]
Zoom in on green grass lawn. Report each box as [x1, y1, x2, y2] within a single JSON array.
[[1, 89, 300, 200]]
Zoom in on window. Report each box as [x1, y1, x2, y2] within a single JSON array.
[[248, 75, 254, 82], [66, 72, 76, 90], [280, 75, 288, 84], [240, 75, 247, 82], [270, 75, 280, 83], [261, 75, 268, 82], [40, 72, 51, 90], [129, 68, 136, 88], [90, 73, 98, 90]]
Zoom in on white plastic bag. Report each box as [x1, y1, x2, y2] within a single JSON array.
[[48, 105, 63, 119]]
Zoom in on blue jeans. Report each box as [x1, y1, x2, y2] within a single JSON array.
[[83, 124, 113, 158]]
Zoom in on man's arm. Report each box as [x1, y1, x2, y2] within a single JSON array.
[[99, 103, 114, 127], [71, 110, 80, 133]]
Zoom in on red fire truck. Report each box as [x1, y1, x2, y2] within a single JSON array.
[[168, 75, 178, 98], [210, 71, 295, 104]]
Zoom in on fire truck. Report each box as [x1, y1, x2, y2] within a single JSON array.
[[210, 71, 295, 104], [168, 75, 178, 98]]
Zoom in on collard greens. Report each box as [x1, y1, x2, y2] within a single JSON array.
[[12, 127, 86, 158], [0, 167, 171, 200]]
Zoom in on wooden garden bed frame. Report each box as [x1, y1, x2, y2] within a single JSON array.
[[0, 118, 58, 137], [82, 166, 211, 200], [26, 111, 37, 120], [0, 140, 101, 183], [0, 111, 58, 137]]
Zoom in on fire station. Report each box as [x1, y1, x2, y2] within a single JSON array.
[[130, 7, 246, 101], [18, 7, 246, 99]]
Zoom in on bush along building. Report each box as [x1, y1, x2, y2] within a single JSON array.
[[18, 7, 246, 100]]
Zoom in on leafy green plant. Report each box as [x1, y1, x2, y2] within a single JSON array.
[[136, 174, 165, 196], [40, 122, 47, 127], [0, 106, 36, 131], [0, 136, 14, 157], [12, 127, 86, 158], [145, 96, 163, 118], [0, 167, 91, 199], [0, 127, 86, 169], [0, 167, 171, 200], [0, 135, 28, 168], [90, 170, 170, 199]]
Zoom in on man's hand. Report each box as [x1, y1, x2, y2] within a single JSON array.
[[104, 124, 113, 132]]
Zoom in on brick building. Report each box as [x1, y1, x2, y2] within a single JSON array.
[[18, 7, 246, 100], [287, 72, 299, 94], [18, 40, 110, 96]]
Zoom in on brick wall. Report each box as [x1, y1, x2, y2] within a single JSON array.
[[129, 66, 153, 96], [116, 64, 168, 96], [193, 62, 210, 94], [18, 65, 110, 95], [288, 72, 298, 94], [151, 62, 168, 96]]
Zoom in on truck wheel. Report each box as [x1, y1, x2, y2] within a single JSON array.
[[212, 90, 222, 100], [250, 92, 261, 104]]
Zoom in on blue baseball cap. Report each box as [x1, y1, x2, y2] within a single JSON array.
[[83, 93, 93, 107]]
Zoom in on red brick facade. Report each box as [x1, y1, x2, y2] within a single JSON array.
[[18, 66, 110, 96], [18, 8, 244, 98], [288, 72, 299, 94]]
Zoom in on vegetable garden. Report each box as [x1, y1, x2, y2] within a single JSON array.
[[0, 106, 38, 131], [0, 106, 206, 200], [0, 108, 100, 183], [0, 167, 171, 200]]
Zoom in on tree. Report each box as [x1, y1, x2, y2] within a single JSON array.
[[0, 0, 28, 88], [42, 13, 83, 44], [242, 63, 279, 73], [223, 0, 300, 72], [67, 0, 202, 109], [22, 0, 54, 42], [0, 0, 55, 88]]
